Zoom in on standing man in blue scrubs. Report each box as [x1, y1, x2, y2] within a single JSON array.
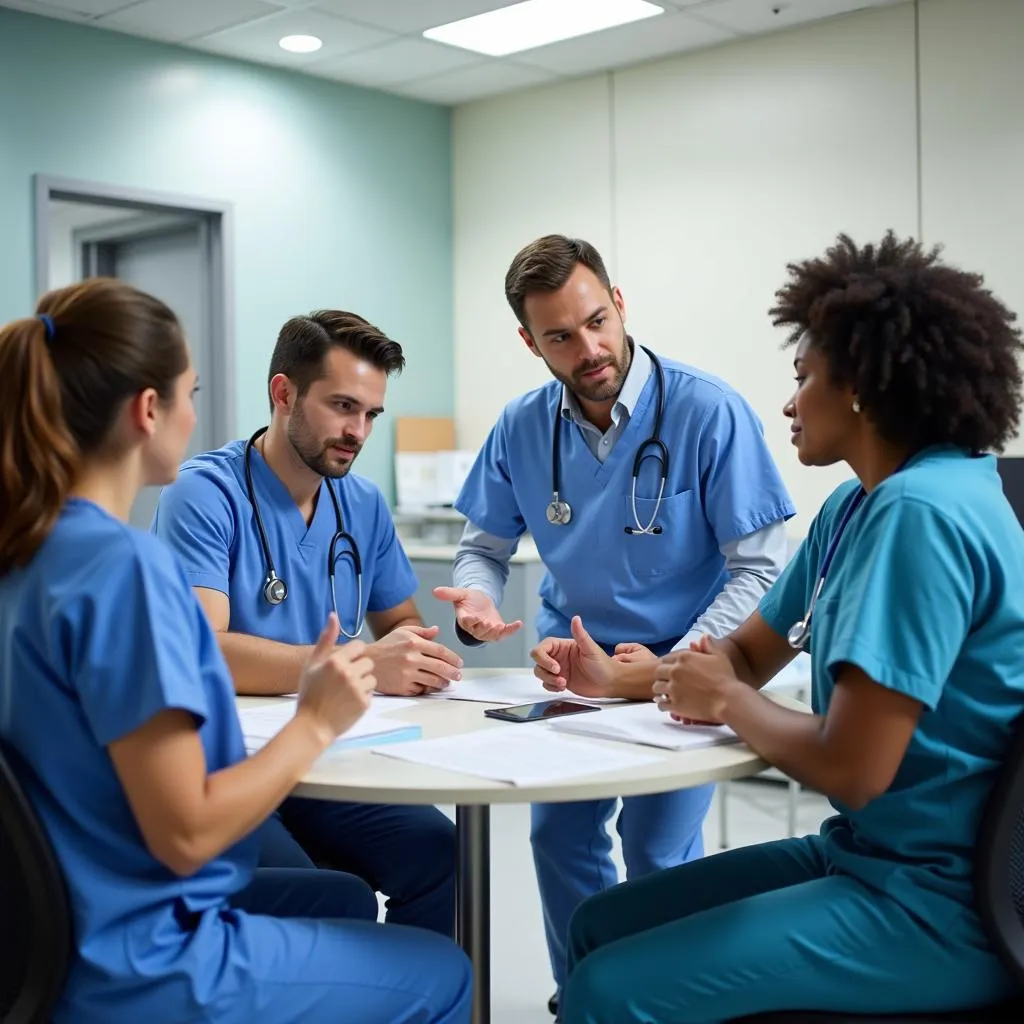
[[434, 235, 795, 1009], [153, 309, 459, 937]]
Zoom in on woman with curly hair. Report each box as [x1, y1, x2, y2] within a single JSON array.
[[558, 232, 1024, 1023]]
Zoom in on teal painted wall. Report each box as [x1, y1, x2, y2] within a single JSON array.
[[0, 8, 453, 503]]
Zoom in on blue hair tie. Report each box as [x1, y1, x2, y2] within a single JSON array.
[[38, 313, 55, 341]]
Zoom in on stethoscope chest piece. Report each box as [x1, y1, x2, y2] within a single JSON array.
[[263, 573, 288, 606], [787, 618, 811, 650], [546, 498, 573, 526]]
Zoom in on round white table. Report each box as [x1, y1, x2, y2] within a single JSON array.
[[238, 669, 804, 1024]]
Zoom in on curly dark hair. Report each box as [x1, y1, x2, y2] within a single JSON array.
[[769, 231, 1024, 452]]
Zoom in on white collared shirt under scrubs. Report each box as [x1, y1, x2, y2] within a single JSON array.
[[452, 343, 796, 992]]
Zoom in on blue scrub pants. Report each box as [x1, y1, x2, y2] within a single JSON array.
[[532, 784, 714, 992], [561, 835, 1018, 1023], [258, 797, 456, 936], [227, 867, 471, 1024], [57, 867, 470, 1024]]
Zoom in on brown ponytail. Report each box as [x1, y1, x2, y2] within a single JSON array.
[[0, 278, 187, 574]]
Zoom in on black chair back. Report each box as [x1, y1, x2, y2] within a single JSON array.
[[976, 708, 1024, 989], [0, 742, 72, 1024]]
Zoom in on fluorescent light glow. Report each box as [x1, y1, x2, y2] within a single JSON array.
[[423, 0, 664, 57], [278, 34, 323, 54]]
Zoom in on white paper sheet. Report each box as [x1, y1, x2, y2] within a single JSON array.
[[372, 726, 659, 786], [238, 700, 419, 755], [549, 701, 739, 751], [421, 673, 622, 706]]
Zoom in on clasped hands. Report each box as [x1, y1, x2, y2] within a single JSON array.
[[652, 636, 735, 726]]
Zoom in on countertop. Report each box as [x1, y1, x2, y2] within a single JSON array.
[[402, 539, 543, 564]]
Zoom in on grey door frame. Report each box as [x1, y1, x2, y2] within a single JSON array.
[[33, 174, 236, 445], [75, 211, 205, 278]]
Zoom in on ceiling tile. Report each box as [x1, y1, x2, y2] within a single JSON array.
[[310, 1, 517, 35], [194, 7, 392, 66], [691, 0, 901, 36], [99, 0, 281, 43], [18, 0, 133, 14], [314, 35, 481, 88], [0, 0, 92, 19], [515, 9, 734, 76], [396, 59, 558, 105]]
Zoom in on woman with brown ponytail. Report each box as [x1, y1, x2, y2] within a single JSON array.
[[0, 278, 471, 1024]]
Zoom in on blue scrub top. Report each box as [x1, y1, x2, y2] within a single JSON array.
[[454, 351, 795, 648], [760, 446, 1024, 937], [152, 440, 418, 644], [0, 500, 257, 1021]]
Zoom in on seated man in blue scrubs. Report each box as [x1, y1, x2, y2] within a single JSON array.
[[434, 234, 795, 1011], [153, 309, 459, 936], [0, 279, 470, 1023], [561, 232, 1024, 1023]]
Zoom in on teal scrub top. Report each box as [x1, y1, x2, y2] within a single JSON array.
[[760, 446, 1024, 937], [0, 500, 257, 1021]]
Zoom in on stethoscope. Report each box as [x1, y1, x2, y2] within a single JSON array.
[[244, 427, 365, 639], [787, 486, 867, 650], [546, 344, 669, 536], [788, 449, 929, 649]]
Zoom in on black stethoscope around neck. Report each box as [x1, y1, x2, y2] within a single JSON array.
[[546, 344, 669, 536], [787, 454, 920, 650], [244, 426, 365, 639]]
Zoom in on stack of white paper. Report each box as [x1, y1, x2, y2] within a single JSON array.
[[550, 701, 739, 751], [238, 700, 420, 756], [422, 673, 622, 707], [372, 727, 660, 787]]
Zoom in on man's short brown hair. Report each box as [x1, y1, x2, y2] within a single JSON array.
[[504, 235, 613, 331], [267, 310, 403, 410]]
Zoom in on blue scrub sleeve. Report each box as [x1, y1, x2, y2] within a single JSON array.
[[822, 498, 973, 710], [61, 534, 209, 747], [151, 469, 234, 595], [697, 394, 795, 544], [366, 491, 419, 613], [452, 411, 527, 540]]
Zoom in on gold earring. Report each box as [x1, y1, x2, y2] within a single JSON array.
[[852, 400, 861, 413]]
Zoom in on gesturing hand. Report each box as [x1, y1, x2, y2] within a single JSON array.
[[530, 616, 614, 699], [433, 586, 523, 643], [296, 614, 377, 742]]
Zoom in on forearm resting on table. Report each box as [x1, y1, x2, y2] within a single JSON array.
[[111, 708, 332, 877], [718, 681, 887, 810], [218, 631, 310, 696]]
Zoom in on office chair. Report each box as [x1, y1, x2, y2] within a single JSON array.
[[0, 743, 72, 1024], [730, 712, 1024, 1024]]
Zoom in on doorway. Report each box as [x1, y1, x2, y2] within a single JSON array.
[[34, 177, 234, 530]]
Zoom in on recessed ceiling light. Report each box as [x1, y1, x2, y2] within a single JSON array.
[[279, 34, 323, 54], [423, 0, 664, 57]]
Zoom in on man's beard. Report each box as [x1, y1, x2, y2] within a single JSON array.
[[547, 329, 631, 403], [287, 400, 361, 478]]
